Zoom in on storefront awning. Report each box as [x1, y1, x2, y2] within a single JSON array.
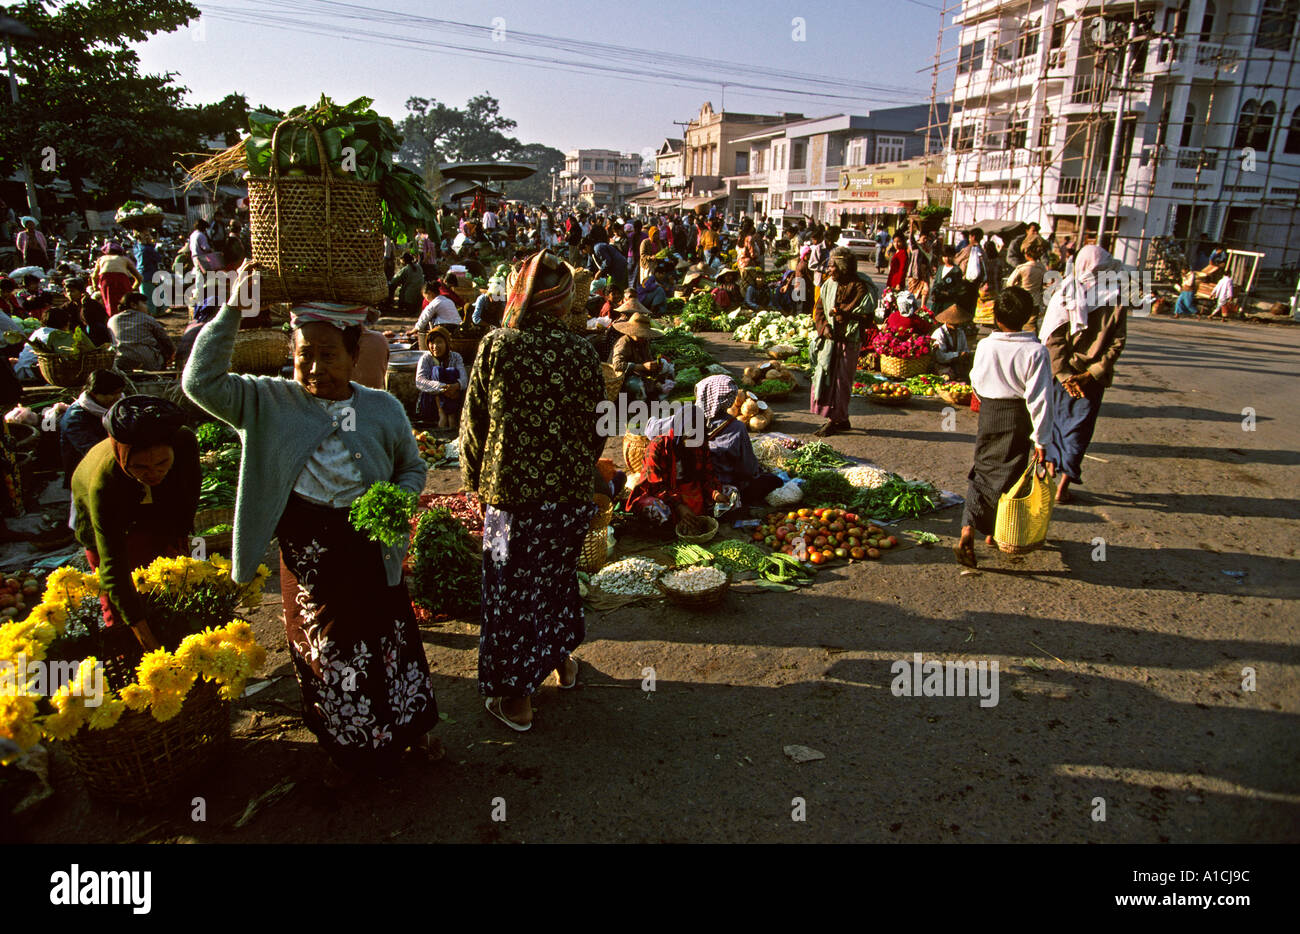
[[680, 193, 727, 210]]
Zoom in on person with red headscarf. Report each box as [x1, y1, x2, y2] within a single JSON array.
[[460, 250, 605, 733]]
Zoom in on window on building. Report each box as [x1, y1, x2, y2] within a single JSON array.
[[958, 39, 985, 74], [1179, 102, 1197, 148], [1037, 111, 1053, 150], [1256, 0, 1298, 50], [875, 135, 906, 162], [951, 124, 975, 152], [1006, 114, 1028, 150], [735, 151, 749, 175], [1235, 100, 1276, 150], [791, 141, 807, 169], [1285, 107, 1300, 154], [582, 159, 592, 170], [1200, 1, 1215, 42], [1018, 18, 1040, 59]]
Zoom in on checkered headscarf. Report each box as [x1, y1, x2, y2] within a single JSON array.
[[503, 250, 574, 328], [695, 374, 737, 425]]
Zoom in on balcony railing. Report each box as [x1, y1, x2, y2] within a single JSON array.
[[1070, 74, 1103, 105], [1056, 175, 1085, 205], [1176, 148, 1218, 171], [978, 148, 1049, 172], [787, 168, 808, 185], [737, 170, 768, 186]]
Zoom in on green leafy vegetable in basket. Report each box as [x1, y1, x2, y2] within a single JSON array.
[[752, 378, 794, 397], [30, 328, 106, 357], [194, 421, 238, 453], [409, 507, 481, 617], [348, 482, 419, 547], [199, 523, 234, 536]]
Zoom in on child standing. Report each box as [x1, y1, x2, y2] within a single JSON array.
[[1209, 271, 1236, 319], [955, 286, 1055, 567], [1173, 271, 1198, 318]]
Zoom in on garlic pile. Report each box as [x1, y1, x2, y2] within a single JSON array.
[[843, 465, 892, 489], [661, 565, 727, 592], [591, 557, 665, 596]]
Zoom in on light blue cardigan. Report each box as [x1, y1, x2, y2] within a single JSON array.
[[182, 303, 426, 584]]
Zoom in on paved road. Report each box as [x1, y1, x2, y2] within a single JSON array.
[[24, 315, 1300, 843]]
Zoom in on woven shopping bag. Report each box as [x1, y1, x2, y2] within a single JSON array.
[[993, 462, 1054, 554]]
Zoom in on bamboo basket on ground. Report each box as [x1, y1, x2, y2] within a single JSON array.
[[194, 506, 236, 555], [35, 348, 116, 388], [623, 433, 649, 473], [244, 119, 387, 305], [577, 494, 615, 573], [935, 385, 973, 407], [880, 353, 931, 379], [658, 566, 729, 609], [230, 328, 291, 374], [452, 283, 479, 307], [600, 363, 624, 403], [64, 679, 231, 807]]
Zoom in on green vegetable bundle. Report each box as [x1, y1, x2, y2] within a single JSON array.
[[752, 378, 794, 397], [798, 469, 856, 507], [852, 477, 940, 521], [198, 442, 241, 510], [708, 539, 767, 572], [675, 366, 704, 391], [662, 542, 715, 567], [348, 482, 419, 547], [409, 507, 481, 618], [785, 442, 850, 477], [194, 421, 238, 453]]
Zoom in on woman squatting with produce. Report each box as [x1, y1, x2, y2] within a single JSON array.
[[695, 375, 782, 506], [70, 397, 200, 650], [810, 247, 878, 438], [183, 262, 437, 783], [625, 404, 727, 535], [459, 251, 605, 732]]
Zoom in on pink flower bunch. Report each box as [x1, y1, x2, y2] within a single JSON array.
[[871, 329, 933, 359]]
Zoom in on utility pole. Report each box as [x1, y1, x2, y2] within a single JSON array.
[[4, 27, 40, 219], [1097, 19, 1137, 252]]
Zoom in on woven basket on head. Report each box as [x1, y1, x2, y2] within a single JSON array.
[[622, 433, 649, 473], [880, 353, 931, 379], [230, 328, 291, 374], [35, 348, 116, 388], [64, 678, 231, 807], [247, 119, 387, 305]]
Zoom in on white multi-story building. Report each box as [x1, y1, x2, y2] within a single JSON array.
[[558, 149, 644, 210], [943, 0, 1300, 271]]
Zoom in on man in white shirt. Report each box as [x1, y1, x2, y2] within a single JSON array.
[[413, 283, 462, 336], [955, 285, 1053, 567], [1210, 272, 1235, 318], [963, 227, 986, 289]]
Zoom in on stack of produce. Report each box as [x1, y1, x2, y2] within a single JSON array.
[[727, 389, 773, 432], [195, 422, 240, 525], [678, 292, 727, 332], [590, 557, 665, 597], [0, 571, 46, 622], [783, 441, 850, 477], [755, 507, 900, 564], [408, 507, 480, 619], [651, 326, 716, 369], [113, 201, 164, 229], [851, 476, 940, 522], [732, 311, 815, 352], [413, 492, 483, 534], [412, 430, 447, 466], [741, 360, 797, 397]]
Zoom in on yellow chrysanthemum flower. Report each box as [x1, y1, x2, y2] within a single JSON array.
[[149, 692, 185, 723], [41, 703, 88, 741], [86, 693, 126, 730], [119, 683, 151, 711]]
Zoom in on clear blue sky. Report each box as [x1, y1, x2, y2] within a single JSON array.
[[134, 0, 944, 159]]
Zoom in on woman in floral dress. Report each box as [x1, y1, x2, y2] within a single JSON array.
[[183, 264, 435, 784], [460, 250, 605, 731]]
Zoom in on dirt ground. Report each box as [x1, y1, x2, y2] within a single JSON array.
[[13, 304, 1300, 844]]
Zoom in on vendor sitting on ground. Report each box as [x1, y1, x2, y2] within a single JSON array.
[[70, 396, 201, 650], [388, 252, 425, 315], [412, 280, 462, 337], [744, 276, 771, 310], [678, 269, 710, 299], [610, 312, 671, 401], [930, 279, 977, 382], [109, 292, 174, 371], [414, 325, 466, 429], [59, 368, 127, 486], [625, 404, 728, 536], [14, 306, 75, 382], [636, 263, 668, 316], [711, 268, 743, 311], [695, 374, 783, 506]]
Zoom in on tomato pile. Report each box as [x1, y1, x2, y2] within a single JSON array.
[[755, 507, 900, 564]]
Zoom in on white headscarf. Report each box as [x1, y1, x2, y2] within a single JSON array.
[[1038, 244, 1119, 341]]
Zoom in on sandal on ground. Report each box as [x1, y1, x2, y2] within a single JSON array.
[[813, 421, 838, 438], [953, 541, 978, 568], [485, 697, 532, 732], [557, 655, 579, 690]]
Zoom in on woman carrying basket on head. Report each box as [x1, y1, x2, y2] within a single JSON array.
[[183, 262, 437, 785]]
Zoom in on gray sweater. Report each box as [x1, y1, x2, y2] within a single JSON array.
[[182, 303, 426, 584]]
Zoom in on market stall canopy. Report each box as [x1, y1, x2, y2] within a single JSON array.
[[437, 162, 537, 182], [680, 193, 727, 210], [440, 178, 505, 204], [971, 218, 1028, 237]]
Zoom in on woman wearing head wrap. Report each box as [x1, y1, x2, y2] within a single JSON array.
[[183, 263, 436, 782], [460, 250, 605, 732], [70, 396, 200, 650], [414, 325, 466, 428], [59, 368, 127, 486], [694, 375, 783, 505], [625, 401, 724, 533], [811, 247, 879, 437], [1040, 244, 1127, 503], [92, 240, 141, 317]]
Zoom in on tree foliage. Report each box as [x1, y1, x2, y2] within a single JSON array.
[[0, 0, 247, 212]]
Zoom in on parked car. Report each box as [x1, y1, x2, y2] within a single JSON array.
[[836, 228, 876, 263]]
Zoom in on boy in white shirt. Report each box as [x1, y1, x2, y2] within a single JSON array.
[[1210, 272, 1235, 319], [955, 286, 1055, 567]]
